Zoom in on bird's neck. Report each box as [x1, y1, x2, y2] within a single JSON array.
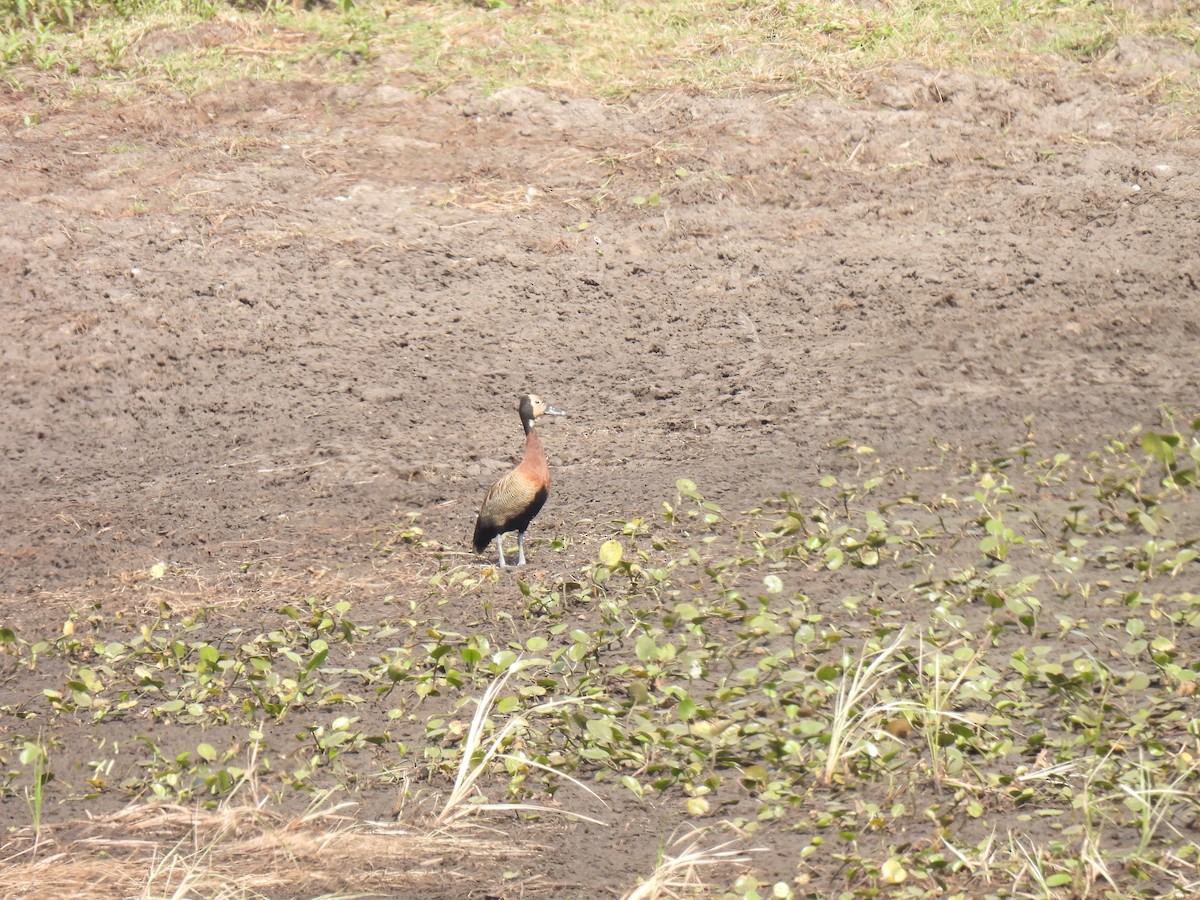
[[522, 416, 534, 436], [522, 425, 547, 469]]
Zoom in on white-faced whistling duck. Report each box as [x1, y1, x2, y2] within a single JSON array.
[[472, 393, 566, 567]]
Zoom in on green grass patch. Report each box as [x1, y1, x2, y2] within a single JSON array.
[[1, 0, 1197, 102]]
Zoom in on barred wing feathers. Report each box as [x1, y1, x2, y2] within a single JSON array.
[[472, 468, 549, 552]]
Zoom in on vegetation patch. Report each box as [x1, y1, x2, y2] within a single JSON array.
[[1, 0, 1197, 106], [4, 414, 1200, 896]]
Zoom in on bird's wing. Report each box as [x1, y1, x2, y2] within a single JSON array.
[[478, 469, 541, 524]]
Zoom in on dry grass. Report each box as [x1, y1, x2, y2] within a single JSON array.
[[434, 659, 607, 828], [0, 800, 534, 899], [622, 825, 756, 900], [0, 665, 596, 899]]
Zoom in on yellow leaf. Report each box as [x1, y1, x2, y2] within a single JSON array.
[[880, 857, 907, 884], [598, 540, 623, 568]]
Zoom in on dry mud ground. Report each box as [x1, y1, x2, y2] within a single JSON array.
[[2, 28, 1200, 898]]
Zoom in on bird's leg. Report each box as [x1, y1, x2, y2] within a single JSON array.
[[495, 534, 508, 568], [516, 531, 527, 567]]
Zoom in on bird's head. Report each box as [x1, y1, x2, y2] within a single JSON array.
[[520, 394, 566, 432]]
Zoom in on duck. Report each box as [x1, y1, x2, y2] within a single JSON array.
[[472, 393, 566, 567]]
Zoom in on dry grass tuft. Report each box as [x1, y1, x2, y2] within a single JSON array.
[[435, 658, 608, 828], [622, 825, 757, 900]]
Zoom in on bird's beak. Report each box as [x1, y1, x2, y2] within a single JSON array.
[[545, 405, 566, 417]]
